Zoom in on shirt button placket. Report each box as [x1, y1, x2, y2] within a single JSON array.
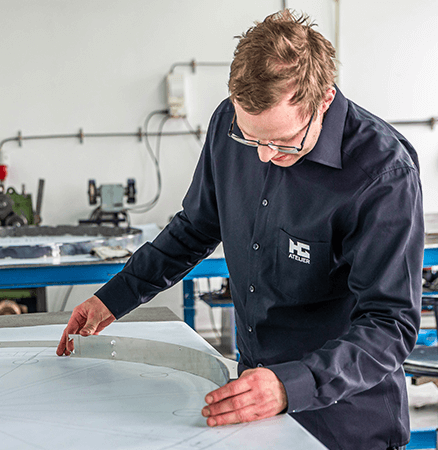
[[246, 198, 268, 353], [247, 285, 256, 337]]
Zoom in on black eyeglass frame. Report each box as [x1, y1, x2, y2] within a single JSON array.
[[228, 111, 315, 154]]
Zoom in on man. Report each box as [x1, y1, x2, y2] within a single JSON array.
[[57, 10, 423, 450]]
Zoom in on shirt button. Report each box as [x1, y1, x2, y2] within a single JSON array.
[[252, 243, 260, 251], [249, 285, 255, 293], [257, 363, 264, 367], [262, 199, 269, 207], [248, 326, 253, 333]]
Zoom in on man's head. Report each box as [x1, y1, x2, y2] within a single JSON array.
[[228, 9, 337, 119], [228, 10, 337, 167]]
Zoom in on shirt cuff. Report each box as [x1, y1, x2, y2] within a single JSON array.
[[267, 360, 317, 414], [95, 274, 141, 319]]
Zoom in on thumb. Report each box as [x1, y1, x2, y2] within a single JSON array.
[[80, 315, 100, 336]]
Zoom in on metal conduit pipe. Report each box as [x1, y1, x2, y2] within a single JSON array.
[[0, 127, 204, 151], [168, 59, 230, 74], [1, 116, 435, 154], [389, 117, 438, 130]]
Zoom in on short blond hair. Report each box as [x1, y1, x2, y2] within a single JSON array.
[[229, 10, 337, 118]]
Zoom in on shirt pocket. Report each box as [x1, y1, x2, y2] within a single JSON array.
[[275, 228, 330, 304]]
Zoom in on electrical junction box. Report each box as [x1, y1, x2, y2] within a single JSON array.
[[166, 72, 186, 118], [100, 184, 124, 213]]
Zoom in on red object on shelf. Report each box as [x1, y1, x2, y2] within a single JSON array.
[[0, 165, 7, 181]]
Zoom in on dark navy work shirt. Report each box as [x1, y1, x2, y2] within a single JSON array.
[[96, 88, 424, 450]]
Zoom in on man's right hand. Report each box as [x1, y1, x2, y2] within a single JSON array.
[[56, 295, 116, 356]]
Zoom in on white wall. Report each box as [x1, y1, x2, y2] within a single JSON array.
[[339, 0, 438, 214], [1, 0, 436, 317]]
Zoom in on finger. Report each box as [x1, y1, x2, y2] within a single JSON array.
[[56, 312, 85, 356], [56, 326, 77, 356], [56, 327, 69, 356], [205, 377, 252, 405], [206, 400, 280, 427], [202, 390, 256, 417], [56, 296, 115, 356]]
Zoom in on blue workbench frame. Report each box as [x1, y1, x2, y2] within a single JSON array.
[[0, 257, 229, 328], [182, 258, 229, 328], [1, 250, 434, 327], [0, 261, 125, 288]]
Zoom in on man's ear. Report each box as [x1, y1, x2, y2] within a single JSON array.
[[320, 87, 336, 115]]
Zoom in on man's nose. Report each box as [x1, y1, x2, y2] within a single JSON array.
[[257, 144, 278, 163]]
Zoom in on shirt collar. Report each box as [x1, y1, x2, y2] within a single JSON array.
[[304, 86, 347, 169]]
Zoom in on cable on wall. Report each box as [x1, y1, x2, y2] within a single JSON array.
[[125, 111, 205, 214], [128, 110, 167, 214]]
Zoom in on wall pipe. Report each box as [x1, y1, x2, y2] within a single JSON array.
[[169, 59, 229, 74], [0, 127, 204, 152], [389, 118, 438, 130], [1, 114, 436, 153]]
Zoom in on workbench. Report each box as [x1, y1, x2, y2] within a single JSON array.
[[2, 223, 438, 449], [0, 223, 228, 329], [0, 307, 327, 450], [0, 222, 436, 329]]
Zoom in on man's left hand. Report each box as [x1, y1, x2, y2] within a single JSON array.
[[202, 367, 287, 426]]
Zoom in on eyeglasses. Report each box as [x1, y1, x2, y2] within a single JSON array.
[[228, 111, 315, 154]]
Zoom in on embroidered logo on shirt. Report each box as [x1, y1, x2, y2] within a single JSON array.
[[289, 239, 311, 264]]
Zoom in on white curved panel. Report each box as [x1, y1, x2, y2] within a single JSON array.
[[0, 346, 219, 449], [0, 323, 326, 449]]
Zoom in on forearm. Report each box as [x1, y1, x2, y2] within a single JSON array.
[[268, 313, 418, 413], [96, 210, 221, 318]]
